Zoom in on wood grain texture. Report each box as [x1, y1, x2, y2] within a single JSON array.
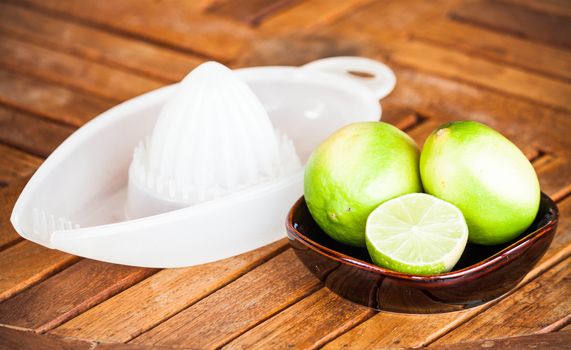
[[321, 0, 459, 44], [16, 0, 255, 61], [429, 330, 571, 350], [323, 310, 476, 350], [0, 105, 73, 158], [0, 68, 112, 127], [0, 241, 79, 302], [0, 36, 163, 101], [237, 0, 449, 68], [260, 0, 374, 33], [51, 239, 287, 343], [224, 288, 374, 350], [0, 0, 570, 348], [0, 2, 202, 82], [0, 259, 156, 332], [535, 158, 571, 201], [131, 249, 321, 348], [517, 197, 571, 283], [0, 144, 41, 186], [324, 2, 571, 111], [432, 257, 571, 345], [208, 0, 299, 26], [413, 19, 571, 81], [0, 179, 28, 250], [0, 326, 94, 350], [451, 0, 571, 49], [95, 343, 175, 350], [501, 0, 571, 19], [377, 66, 571, 157], [382, 39, 571, 112], [0, 326, 181, 350]]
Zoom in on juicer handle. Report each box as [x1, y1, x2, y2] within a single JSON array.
[[302, 56, 396, 100]]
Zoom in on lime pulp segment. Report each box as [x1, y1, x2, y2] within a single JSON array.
[[365, 193, 469, 275]]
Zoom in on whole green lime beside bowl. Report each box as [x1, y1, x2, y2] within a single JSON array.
[[304, 121, 422, 247], [420, 121, 540, 245]]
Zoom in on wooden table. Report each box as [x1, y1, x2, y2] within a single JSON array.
[[0, 1, 570, 349]]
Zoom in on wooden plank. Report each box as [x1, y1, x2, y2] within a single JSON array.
[[327, 312, 476, 349], [0, 326, 94, 350], [0, 144, 41, 186], [0, 179, 28, 250], [377, 66, 571, 155], [0, 259, 156, 332], [324, 2, 571, 111], [0, 241, 79, 302], [16, 0, 255, 61], [0, 36, 163, 102], [0, 2, 201, 82], [413, 19, 571, 81], [429, 331, 571, 350], [130, 249, 321, 348], [95, 343, 174, 350], [207, 0, 299, 26], [236, 0, 457, 68], [224, 288, 374, 350], [0, 105, 73, 158], [320, 0, 459, 42], [382, 39, 571, 112], [451, 0, 571, 50], [51, 239, 288, 343], [322, 196, 571, 349], [0, 68, 113, 127], [432, 257, 571, 345], [536, 157, 571, 201], [501, 0, 571, 19], [1, 329, 191, 350], [260, 0, 374, 33]]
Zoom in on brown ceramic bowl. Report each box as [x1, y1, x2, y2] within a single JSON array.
[[286, 193, 558, 313]]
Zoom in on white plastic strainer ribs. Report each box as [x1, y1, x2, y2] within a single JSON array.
[[10, 56, 396, 268]]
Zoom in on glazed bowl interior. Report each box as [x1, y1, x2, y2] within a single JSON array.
[[287, 193, 558, 313]]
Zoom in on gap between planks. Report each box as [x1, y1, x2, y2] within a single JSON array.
[[125, 242, 292, 344], [412, 35, 571, 84], [499, 0, 571, 19], [49, 241, 290, 343], [382, 52, 571, 115], [4, 0, 217, 62], [0, 2, 202, 83], [449, 0, 571, 51], [196, 280, 323, 349], [409, 16, 571, 82], [0, 36, 164, 103]]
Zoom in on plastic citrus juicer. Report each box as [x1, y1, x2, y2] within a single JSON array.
[[10, 56, 396, 268]]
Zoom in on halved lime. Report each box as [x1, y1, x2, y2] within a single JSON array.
[[365, 193, 468, 275]]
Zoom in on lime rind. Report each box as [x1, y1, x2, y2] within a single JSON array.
[[365, 193, 469, 275]]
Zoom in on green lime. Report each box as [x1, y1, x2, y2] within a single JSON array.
[[420, 121, 540, 245], [365, 193, 468, 275], [304, 122, 422, 247]]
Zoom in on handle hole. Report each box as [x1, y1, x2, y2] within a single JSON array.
[[347, 70, 376, 79]]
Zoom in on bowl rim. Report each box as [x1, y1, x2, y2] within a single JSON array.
[[286, 192, 559, 283]]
